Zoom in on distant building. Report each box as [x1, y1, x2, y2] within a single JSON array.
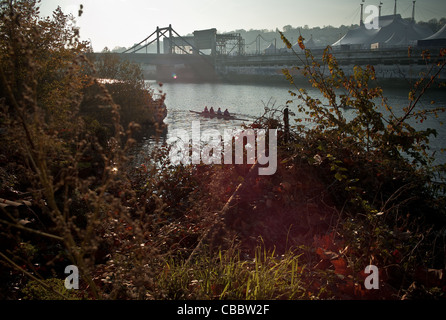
[[277, 34, 320, 53], [332, 14, 433, 49], [304, 35, 317, 49], [264, 43, 277, 55], [333, 0, 434, 50]]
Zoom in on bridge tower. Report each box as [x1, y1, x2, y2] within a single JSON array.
[[156, 27, 160, 54]]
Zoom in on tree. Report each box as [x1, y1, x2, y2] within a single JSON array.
[[282, 25, 293, 33], [112, 46, 127, 53], [0, 0, 158, 300]]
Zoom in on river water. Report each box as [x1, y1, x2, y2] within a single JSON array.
[[138, 80, 446, 166]]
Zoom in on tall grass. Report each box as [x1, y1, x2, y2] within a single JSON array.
[[157, 243, 311, 300]]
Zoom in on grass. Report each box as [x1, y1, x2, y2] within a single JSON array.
[[157, 242, 310, 300]]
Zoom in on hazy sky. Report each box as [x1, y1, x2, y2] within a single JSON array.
[[38, 0, 446, 51]]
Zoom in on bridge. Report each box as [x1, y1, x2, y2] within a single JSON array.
[[89, 25, 446, 83], [89, 25, 245, 81]]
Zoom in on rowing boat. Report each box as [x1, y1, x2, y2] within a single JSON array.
[[189, 110, 250, 121]]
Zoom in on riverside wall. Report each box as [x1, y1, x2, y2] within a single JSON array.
[[214, 47, 446, 84], [129, 46, 446, 84]]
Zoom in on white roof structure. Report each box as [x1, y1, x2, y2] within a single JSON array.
[[332, 24, 379, 47], [332, 14, 434, 48], [264, 43, 276, 54], [304, 35, 317, 48], [421, 24, 446, 41], [290, 35, 316, 51], [291, 40, 301, 51], [418, 24, 446, 46], [370, 17, 432, 45]]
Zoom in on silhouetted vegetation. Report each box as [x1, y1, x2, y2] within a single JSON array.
[[1, 0, 446, 301]]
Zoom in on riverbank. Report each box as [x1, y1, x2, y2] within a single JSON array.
[[2, 1, 446, 301]]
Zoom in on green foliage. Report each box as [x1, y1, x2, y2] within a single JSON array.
[[280, 31, 446, 217], [22, 278, 83, 300], [277, 31, 446, 299], [95, 50, 144, 83], [80, 52, 165, 136], [157, 245, 308, 300], [0, 0, 163, 300]]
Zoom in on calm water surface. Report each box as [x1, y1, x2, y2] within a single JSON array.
[[139, 81, 446, 165]]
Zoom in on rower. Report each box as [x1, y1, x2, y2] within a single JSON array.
[[223, 109, 230, 117], [203, 106, 209, 114], [217, 107, 222, 115], [209, 107, 215, 115]]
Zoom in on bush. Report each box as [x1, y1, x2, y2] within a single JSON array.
[[0, 0, 166, 300], [278, 32, 446, 298]]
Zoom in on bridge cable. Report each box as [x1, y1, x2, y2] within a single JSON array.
[[122, 29, 157, 53], [170, 28, 207, 56], [169, 27, 216, 69], [122, 28, 170, 53], [132, 29, 169, 53]]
